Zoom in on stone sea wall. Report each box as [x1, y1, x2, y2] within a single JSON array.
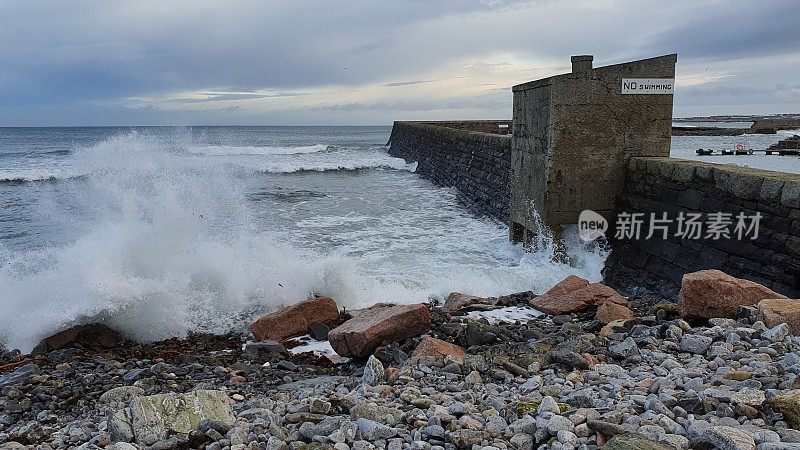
[[607, 157, 800, 297], [387, 121, 512, 222]]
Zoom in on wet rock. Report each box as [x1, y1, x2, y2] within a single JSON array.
[[463, 321, 498, 347], [328, 303, 431, 358], [308, 322, 330, 341], [123, 368, 149, 384], [759, 299, 800, 334], [244, 340, 289, 358], [250, 297, 339, 342], [0, 363, 38, 388], [678, 270, 787, 320], [411, 336, 467, 358], [37, 323, 122, 351]]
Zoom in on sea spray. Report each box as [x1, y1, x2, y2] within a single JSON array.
[[0, 130, 608, 353], [0, 133, 372, 352]]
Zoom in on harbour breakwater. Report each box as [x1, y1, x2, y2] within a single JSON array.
[[387, 121, 800, 298], [388, 121, 512, 222]]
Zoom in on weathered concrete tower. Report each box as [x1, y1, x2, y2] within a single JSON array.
[[509, 54, 677, 242]]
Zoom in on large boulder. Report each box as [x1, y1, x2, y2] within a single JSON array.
[[758, 298, 800, 334], [678, 270, 787, 320], [37, 324, 122, 352], [531, 276, 627, 316], [411, 336, 467, 358], [328, 304, 431, 358], [250, 297, 339, 342], [127, 390, 235, 445]]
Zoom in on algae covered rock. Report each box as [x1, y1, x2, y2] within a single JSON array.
[[770, 390, 800, 429], [129, 390, 235, 445]]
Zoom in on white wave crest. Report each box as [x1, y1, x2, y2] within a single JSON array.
[[0, 168, 84, 182], [255, 158, 417, 173], [188, 144, 329, 156]]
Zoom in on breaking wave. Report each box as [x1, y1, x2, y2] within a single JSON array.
[[0, 168, 85, 183], [0, 131, 607, 353], [188, 144, 330, 156]]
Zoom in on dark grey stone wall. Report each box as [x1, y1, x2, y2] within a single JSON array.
[[387, 121, 512, 222], [607, 157, 800, 297]]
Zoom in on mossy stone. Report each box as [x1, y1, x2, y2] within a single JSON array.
[[771, 391, 800, 429]]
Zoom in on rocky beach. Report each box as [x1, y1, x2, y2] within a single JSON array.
[[3, 269, 800, 450]]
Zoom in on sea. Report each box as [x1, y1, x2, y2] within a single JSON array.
[[0, 126, 798, 352]]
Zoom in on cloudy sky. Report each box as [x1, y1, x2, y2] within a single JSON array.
[[1, 0, 798, 126]]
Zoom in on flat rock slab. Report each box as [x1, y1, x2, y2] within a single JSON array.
[[129, 390, 235, 445], [250, 297, 339, 342], [678, 269, 786, 320], [329, 303, 431, 358]]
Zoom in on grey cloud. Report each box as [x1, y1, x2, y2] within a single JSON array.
[[0, 0, 797, 125], [167, 92, 306, 103], [382, 80, 434, 87]]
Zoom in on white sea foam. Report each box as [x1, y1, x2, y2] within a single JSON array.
[[466, 306, 545, 324], [0, 131, 607, 353], [188, 144, 329, 156], [252, 156, 417, 173], [0, 168, 84, 182]]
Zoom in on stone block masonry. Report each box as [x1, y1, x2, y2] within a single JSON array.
[[607, 157, 800, 297], [510, 54, 677, 241], [387, 121, 512, 222]]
